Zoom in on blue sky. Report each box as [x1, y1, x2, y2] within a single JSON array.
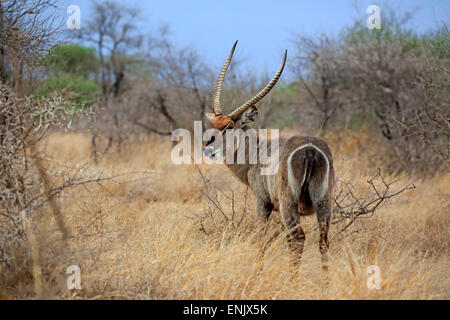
[[59, 0, 449, 74]]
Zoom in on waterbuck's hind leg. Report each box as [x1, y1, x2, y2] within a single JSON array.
[[315, 196, 331, 272], [280, 201, 305, 267]]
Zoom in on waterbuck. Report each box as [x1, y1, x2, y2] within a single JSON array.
[[203, 41, 335, 269]]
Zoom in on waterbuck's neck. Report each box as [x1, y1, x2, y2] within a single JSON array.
[[225, 162, 252, 185], [223, 128, 266, 185]]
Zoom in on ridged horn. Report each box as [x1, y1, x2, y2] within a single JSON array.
[[228, 50, 287, 120], [212, 40, 238, 115]]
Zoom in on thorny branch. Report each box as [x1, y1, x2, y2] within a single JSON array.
[[185, 164, 248, 233], [189, 161, 415, 239], [333, 168, 416, 237]]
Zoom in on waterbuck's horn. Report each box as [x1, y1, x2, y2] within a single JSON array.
[[212, 40, 238, 115], [228, 50, 287, 120]]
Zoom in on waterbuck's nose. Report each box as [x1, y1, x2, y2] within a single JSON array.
[[203, 146, 220, 159], [203, 145, 214, 157]]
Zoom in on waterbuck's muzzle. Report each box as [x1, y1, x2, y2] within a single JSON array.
[[203, 145, 221, 160]]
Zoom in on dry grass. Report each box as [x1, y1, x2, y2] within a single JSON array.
[[1, 129, 449, 299]]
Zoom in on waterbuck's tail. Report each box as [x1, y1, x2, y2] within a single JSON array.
[[287, 143, 330, 207]]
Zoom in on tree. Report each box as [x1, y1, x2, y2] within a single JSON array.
[[0, 0, 62, 96], [36, 44, 101, 108], [291, 34, 347, 133], [73, 0, 143, 98], [291, 7, 449, 175], [43, 44, 99, 77]]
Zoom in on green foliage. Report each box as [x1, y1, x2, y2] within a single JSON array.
[[342, 20, 420, 52], [342, 19, 449, 60], [43, 44, 99, 77], [421, 28, 450, 60], [273, 82, 299, 99], [269, 113, 296, 129], [35, 75, 100, 108], [37, 44, 100, 108]]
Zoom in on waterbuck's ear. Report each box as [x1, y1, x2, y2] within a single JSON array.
[[238, 106, 258, 125], [204, 112, 215, 122]]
